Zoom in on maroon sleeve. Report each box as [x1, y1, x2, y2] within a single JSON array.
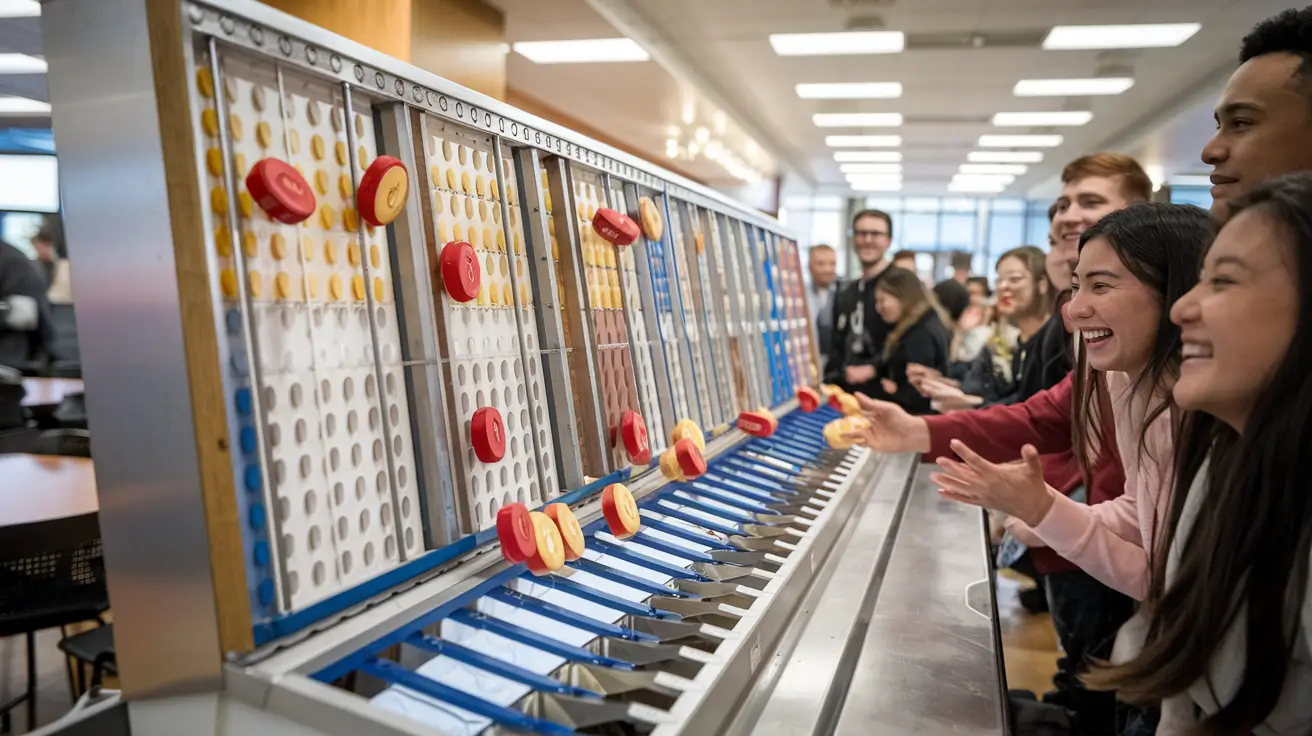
[[922, 372, 1074, 462]]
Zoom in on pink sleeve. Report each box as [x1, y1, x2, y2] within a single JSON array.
[[1030, 490, 1150, 599], [1005, 482, 1140, 549]]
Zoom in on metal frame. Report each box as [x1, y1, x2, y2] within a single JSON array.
[[620, 182, 679, 434]]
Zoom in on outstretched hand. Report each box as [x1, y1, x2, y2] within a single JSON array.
[[930, 440, 1056, 526], [842, 392, 932, 454]]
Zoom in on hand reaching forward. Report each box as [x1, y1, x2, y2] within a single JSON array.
[[930, 440, 1056, 527], [842, 392, 931, 454]]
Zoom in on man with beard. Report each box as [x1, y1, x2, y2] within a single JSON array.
[[823, 209, 893, 398]]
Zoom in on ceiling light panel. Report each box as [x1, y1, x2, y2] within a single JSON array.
[[813, 113, 903, 128], [968, 151, 1043, 163], [512, 38, 649, 64], [953, 174, 1015, 186], [949, 181, 1008, 193], [769, 31, 905, 56], [840, 163, 903, 174], [1043, 23, 1201, 51], [978, 135, 1064, 148], [849, 179, 903, 192], [1014, 78, 1134, 97], [992, 111, 1092, 126], [825, 135, 902, 148], [959, 164, 1027, 175], [796, 82, 903, 100], [0, 0, 38, 18], [834, 151, 903, 162]]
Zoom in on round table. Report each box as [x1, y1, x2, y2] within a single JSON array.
[[0, 454, 98, 527], [20, 378, 84, 409]]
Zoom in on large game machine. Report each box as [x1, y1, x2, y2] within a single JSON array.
[[42, 1, 1010, 734]]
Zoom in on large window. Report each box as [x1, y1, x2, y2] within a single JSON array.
[[1170, 186, 1213, 210]]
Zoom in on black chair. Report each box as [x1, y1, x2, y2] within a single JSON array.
[[0, 513, 108, 732], [49, 394, 87, 432], [47, 305, 80, 365], [57, 623, 115, 694], [0, 427, 38, 454], [0, 366, 23, 432], [35, 429, 90, 458]]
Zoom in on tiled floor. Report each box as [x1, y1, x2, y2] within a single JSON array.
[[996, 569, 1062, 695]]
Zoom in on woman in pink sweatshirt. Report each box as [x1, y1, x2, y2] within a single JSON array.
[[931, 202, 1214, 602]]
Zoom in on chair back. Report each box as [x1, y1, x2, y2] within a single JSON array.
[[36, 428, 91, 458]]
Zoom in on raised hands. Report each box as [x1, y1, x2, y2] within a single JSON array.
[[930, 440, 1055, 527], [842, 392, 932, 454]]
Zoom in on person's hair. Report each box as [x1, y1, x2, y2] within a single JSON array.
[[1085, 173, 1312, 735], [32, 230, 54, 245], [877, 266, 947, 354], [890, 248, 917, 263], [1061, 153, 1153, 204], [1240, 7, 1312, 101], [994, 245, 1053, 317], [949, 251, 972, 271], [1069, 203, 1212, 484], [965, 275, 991, 297], [808, 243, 835, 257], [932, 279, 970, 323], [852, 208, 893, 239], [1047, 200, 1060, 222]]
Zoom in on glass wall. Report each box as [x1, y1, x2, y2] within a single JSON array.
[[1170, 186, 1213, 210]]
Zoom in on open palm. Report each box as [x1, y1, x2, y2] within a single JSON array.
[[930, 439, 1055, 527]]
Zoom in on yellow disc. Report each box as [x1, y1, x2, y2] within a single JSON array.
[[468, 227, 480, 249], [335, 174, 351, 201], [205, 148, 224, 177], [238, 191, 254, 218], [484, 254, 496, 275], [476, 284, 489, 306], [520, 283, 529, 306], [550, 236, 559, 261], [301, 237, 315, 262], [334, 141, 348, 166], [211, 186, 228, 216], [527, 511, 565, 576], [516, 259, 524, 279], [306, 273, 319, 299], [346, 241, 361, 267], [324, 241, 338, 265], [314, 169, 329, 195], [577, 202, 586, 221], [502, 283, 513, 306], [496, 231, 506, 252], [433, 191, 445, 215], [255, 121, 272, 149], [445, 168, 457, 191], [270, 233, 287, 260], [437, 221, 450, 243], [288, 130, 301, 154], [219, 268, 238, 297], [355, 114, 365, 139], [610, 285, 622, 307], [488, 283, 500, 306], [196, 67, 215, 98], [837, 393, 860, 416], [215, 224, 232, 257], [229, 114, 243, 141], [475, 175, 486, 199], [242, 231, 257, 258], [373, 276, 385, 302], [605, 247, 616, 268], [369, 245, 381, 269], [235, 153, 248, 177], [453, 223, 465, 242], [671, 418, 705, 451], [499, 256, 509, 277], [319, 204, 336, 230], [305, 133, 321, 161], [351, 274, 365, 301], [442, 140, 454, 162], [274, 271, 291, 299], [464, 197, 475, 220], [513, 232, 522, 255], [460, 171, 472, 195], [659, 447, 685, 482], [328, 274, 343, 300], [458, 146, 469, 166], [247, 270, 263, 298], [369, 166, 409, 225], [490, 182, 500, 202], [473, 150, 485, 171], [430, 164, 442, 186], [343, 208, 358, 233], [200, 108, 219, 137], [358, 146, 368, 167], [545, 503, 586, 561]]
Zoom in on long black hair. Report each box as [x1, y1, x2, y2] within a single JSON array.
[[1087, 173, 1312, 734], [1069, 203, 1213, 478]]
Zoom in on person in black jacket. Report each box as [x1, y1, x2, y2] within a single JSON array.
[[0, 240, 54, 374], [823, 209, 893, 397], [870, 266, 951, 414]]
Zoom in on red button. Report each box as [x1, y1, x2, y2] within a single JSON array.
[[496, 503, 535, 564], [471, 406, 506, 463], [356, 155, 408, 227], [440, 240, 480, 302], [828, 393, 843, 411], [246, 158, 316, 224], [601, 483, 641, 539], [620, 410, 651, 464], [673, 438, 706, 479], [738, 411, 774, 438], [798, 386, 821, 412], [592, 208, 640, 247]]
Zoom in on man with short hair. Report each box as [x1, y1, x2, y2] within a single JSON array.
[[824, 209, 892, 398], [806, 243, 840, 364], [890, 249, 917, 272]]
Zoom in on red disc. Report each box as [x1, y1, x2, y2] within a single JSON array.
[[496, 503, 535, 563], [440, 240, 481, 302], [592, 208, 640, 247], [620, 410, 651, 464], [798, 386, 821, 413], [356, 155, 408, 226], [673, 438, 707, 479], [246, 158, 316, 224], [738, 411, 774, 438], [601, 483, 641, 539], [471, 406, 506, 463], [828, 393, 843, 410]]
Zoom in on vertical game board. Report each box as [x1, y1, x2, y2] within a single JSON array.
[[668, 201, 716, 428]]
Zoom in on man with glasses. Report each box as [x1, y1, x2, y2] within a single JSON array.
[[823, 209, 893, 398]]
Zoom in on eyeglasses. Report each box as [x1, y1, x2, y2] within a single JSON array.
[[853, 229, 890, 238]]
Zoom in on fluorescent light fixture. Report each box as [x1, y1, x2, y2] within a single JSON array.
[[978, 134, 1064, 148], [0, 96, 50, 115], [813, 113, 903, 128], [848, 177, 903, 192], [1014, 77, 1134, 97], [968, 151, 1044, 163], [834, 151, 903, 163], [0, 54, 44, 74], [796, 82, 902, 100], [949, 180, 1007, 193], [1043, 23, 1201, 51], [769, 31, 905, 56], [1169, 174, 1214, 188], [0, 0, 39, 18], [850, 182, 903, 192], [959, 163, 1028, 175], [846, 173, 903, 184], [825, 135, 902, 148], [840, 163, 903, 174], [512, 38, 649, 64], [953, 174, 1015, 187], [992, 111, 1092, 127]]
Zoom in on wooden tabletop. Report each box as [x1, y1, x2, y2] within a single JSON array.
[[0, 454, 98, 527], [21, 377, 84, 407]]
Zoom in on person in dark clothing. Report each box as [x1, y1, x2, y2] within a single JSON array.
[[870, 267, 951, 414], [931, 277, 970, 324], [823, 209, 893, 397], [0, 240, 54, 373]]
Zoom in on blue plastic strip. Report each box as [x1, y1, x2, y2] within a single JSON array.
[[657, 494, 755, 524], [521, 573, 677, 620], [485, 587, 655, 641], [638, 516, 736, 551], [588, 539, 704, 581], [408, 634, 600, 698], [357, 659, 574, 736], [629, 531, 717, 564], [674, 484, 772, 515], [446, 609, 634, 669], [696, 474, 787, 503], [567, 558, 691, 599], [650, 503, 743, 538]]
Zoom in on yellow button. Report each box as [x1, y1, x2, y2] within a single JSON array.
[[516, 259, 524, 278], [458, 146, 469, 166], [201, 109, 219, 137], [211, 187, 228, 216], [476, 175, 486, 198], [372, 166, 408, 225], [502, 283, 513, 306], [196, 67, 215, 98], [370, 245, 381, 269], [342, 208, 358, 232], [484, 254, 495, 274], [319, 204, 336, 230], [275, 271, 291, 299], [438, 221, 450, 243], [476, 284, 489, 306], [255, 121, 272, 149], [242, 231, 257, 258], [346, 241, 361, 267], [453, 223, 465, 242], [373, 276, 385, 302], [248, 270, 263, 298], [358, 146, 368, 167], [433, 192, 445, 215], [577, 202, 586, 221], [460, 171, 471, 195], [442, 140, 454, 162], [468, 228, 480, 249], [328, 274, 343, 300], [339, 174, 352, 199], [301, 237, 315, 262], [335, 141, 348, 166], [611, 285, 622, 307], [445, 168, 457, 191], [205, 148, 224, 177], [488, 283, 500, 306], [238, 191, 254, 218], [351, 274, 365, 301], [430, 164, 441, 186], [550, 236, 559, 261], [288, 130, 301, 154], [229, 114, 243, 141], [306, 273, 319, 299], [496, 231, 506, 252], [605, 248, 617, 268], [544, 191, 552, 212], [490, 183, 500, 202], [499, 256, 509, 277], [270, 233, 287, 260], [215, 224, 231, 257], [464, 197, 475, 220], [219, 268, 238, 297], [513, 232, 521, 255], [314, 169, 329, 195], [520, 283, 529, 306], [324, 241, 337, 264], [310, 134, 325, 161], [235, 153, 248, 177]]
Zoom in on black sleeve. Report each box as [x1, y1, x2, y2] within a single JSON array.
[[886, 322, 948, 415], [823, 284, 850, 383]]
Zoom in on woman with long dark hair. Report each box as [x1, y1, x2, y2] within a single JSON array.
[[1084, 173, 1312, 734], [870, 266, 951, 414]]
